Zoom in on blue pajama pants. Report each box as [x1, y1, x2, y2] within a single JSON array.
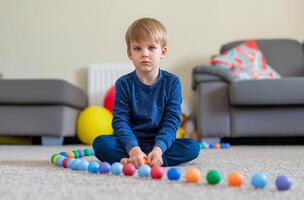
[[93, 135, 200, 166]]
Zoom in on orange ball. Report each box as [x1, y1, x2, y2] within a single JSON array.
[[143, 157, 148, 165], [215, 143, 221, 149], [185, 168, 201, 183], [228, 171, 244, 187], [67, 151, 74, 158]]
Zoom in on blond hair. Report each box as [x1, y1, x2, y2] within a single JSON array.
[[125, 18, 167, 50]]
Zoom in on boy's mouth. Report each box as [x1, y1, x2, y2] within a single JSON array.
[[140, 61, 151, 64]]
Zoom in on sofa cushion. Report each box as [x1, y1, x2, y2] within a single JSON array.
[[230, 78, 304, 105], [0, 79, 87, 109], [221, 39, 304, 77], [211, 40, 281, 81]]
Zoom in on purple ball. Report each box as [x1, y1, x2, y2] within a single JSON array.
[[275, 175, 292, 191], [77, 149, 84, 158], [99, 162, 111, 174]]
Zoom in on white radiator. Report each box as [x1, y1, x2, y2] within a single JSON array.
[[87, 64, 134, 106]]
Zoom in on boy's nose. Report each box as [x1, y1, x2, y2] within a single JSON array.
[[141, 49, 149, 57]]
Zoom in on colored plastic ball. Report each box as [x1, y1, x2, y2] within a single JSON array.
[[209, 144, 215, 149], [73, 150, 80, 159], [228, 171, 244, 187], [138, 165, 151, 178], [88, 161, 100, 173], [90, 149, 95, 156], [185, 168, 201, 183], [71, 159, 82, 170], [111, 162, 123, 175], [200, 142, 209, 149], [67, 151, 74, 158], [67, 158, 76, 168], [59, 152, 68, 157], [77, 149, 84, 158], [123, 163, 136, 176], [62, 157, 70, 168], [215, 144, 221, 149], [104, 86, 115, 113], [275, 175, 292, 191], [78, 160, 90, 171], [99, 162, 111, 174], [251, 173, 268, 189], [151, 166, 165, 180], [51, 153, 60, 163], [167, 167, 181, 181], [207, 170, 221, 185], [55, 155, 65, 167], [84, 149, 91, 156], [77, 106, 114, 145]]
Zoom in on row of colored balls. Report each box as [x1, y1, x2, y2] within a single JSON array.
[[199, 142, 230, 149], [50, 149, 291, 191]]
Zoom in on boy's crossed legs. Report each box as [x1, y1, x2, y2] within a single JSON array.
[[93, 135, 200, 167]]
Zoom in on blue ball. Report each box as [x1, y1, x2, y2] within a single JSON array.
[[71, 159, 82, 170], [88, 161, 100, 174], [251, 173, 268, 189], [99, 162, 111, 174], [138, 165, 151, 177], [167, 167, 181, 181], [78, 160, 89, 171], [90, 149, 95, 156], [77, 149, 84, 158], [275, 175, 292, 191], [59, 152, 68, 157], [111, 162, 123, 175], [209, 144, 215, 149], [67, 158, 76, 168], [55, 155, 65, 167]]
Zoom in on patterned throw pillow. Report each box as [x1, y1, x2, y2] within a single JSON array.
[[210, 40, 281, 81]]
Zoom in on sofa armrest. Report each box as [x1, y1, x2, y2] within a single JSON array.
[[192, 65, 232, 90]]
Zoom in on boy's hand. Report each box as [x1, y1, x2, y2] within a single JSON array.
[[147, 146, 163, 167], [126, 146, 147, 168]]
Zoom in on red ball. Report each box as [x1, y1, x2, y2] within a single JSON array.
[[62, 157, 70, 168], [151, 166, 164, 179], [123, 163, 136, 176], [104, 86, 115, 112]]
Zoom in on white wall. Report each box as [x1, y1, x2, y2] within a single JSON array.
[[1, 0, 303, 106]]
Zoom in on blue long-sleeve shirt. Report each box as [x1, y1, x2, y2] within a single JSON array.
[[112, 69, 182, 154]]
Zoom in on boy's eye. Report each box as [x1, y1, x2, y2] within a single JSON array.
[[148, 46, 156, 50], [133, 47, 140, 51]]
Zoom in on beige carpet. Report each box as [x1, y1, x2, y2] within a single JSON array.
[[0, 145, 303, 200]]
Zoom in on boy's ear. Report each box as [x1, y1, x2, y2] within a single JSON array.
[[127, 49, 132, 60], [160, 47, 168, 59]]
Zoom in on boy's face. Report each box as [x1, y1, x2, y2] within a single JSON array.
[[127, 40, 167, 75]]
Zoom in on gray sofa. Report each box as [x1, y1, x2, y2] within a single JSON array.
[[192, 39, 304, 139], [0, 77, 87, 145]]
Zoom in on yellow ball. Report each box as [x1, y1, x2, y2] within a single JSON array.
[[176, 127, 184, 138], [77, 106, 113, 145]]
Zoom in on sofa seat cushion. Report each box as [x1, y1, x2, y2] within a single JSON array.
[[230, 78, 304, 106], [0, 79, 87, 109]]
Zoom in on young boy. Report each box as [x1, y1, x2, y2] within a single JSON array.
[[93, 18, 200, 168]]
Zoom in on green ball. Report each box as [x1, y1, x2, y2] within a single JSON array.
[[84, 149, 91, 156], [73, 150, 80, 158], [207, 170, 221, 185], [51, 153, 60, 163]]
